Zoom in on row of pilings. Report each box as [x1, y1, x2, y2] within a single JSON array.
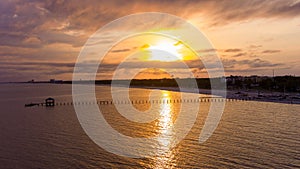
[[32, 97, 253, 107]]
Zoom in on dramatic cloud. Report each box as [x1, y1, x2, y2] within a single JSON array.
[[39, 0, 300, 28], [0, 0, 299, 81], [2, 0, 300, 45]]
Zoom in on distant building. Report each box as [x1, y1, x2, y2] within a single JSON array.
[[45, 97, 55, 107]]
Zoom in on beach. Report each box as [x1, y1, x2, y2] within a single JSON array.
[[126, 85, 300, 104]]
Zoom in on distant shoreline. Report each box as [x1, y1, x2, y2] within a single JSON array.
[[127, 85, 300, 105], [105, 84, 300, 105], [2, 82, 299, 104]]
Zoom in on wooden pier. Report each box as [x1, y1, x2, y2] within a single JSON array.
[[25, 97, 256, 108]]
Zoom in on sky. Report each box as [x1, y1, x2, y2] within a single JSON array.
[[0, 0, 300, 82]]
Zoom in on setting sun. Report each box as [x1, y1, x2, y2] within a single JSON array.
[[146, 41, 183, 62]]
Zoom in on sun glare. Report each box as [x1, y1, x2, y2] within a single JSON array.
[[147, 41, 183, 62]]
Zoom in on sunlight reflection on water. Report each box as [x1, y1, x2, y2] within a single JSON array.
[[154, 90, 176, 168]]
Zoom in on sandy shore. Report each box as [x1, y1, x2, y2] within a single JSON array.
[[129, 86, 300, 105]]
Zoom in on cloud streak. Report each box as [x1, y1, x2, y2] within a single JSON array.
[[262, 50, 281, 54]]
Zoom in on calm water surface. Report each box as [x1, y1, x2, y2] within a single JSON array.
[[0, 84, 299, 168]]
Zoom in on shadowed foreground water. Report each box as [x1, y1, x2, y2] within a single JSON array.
[[0, 84, 299, 168]]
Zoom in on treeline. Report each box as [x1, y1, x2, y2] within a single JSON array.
[[129, 78, 224, 89], [272, 76, 300, 92], [231, 76, 300, 92], [66, 78, 218, 89], [65, 76, 300, 92]]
